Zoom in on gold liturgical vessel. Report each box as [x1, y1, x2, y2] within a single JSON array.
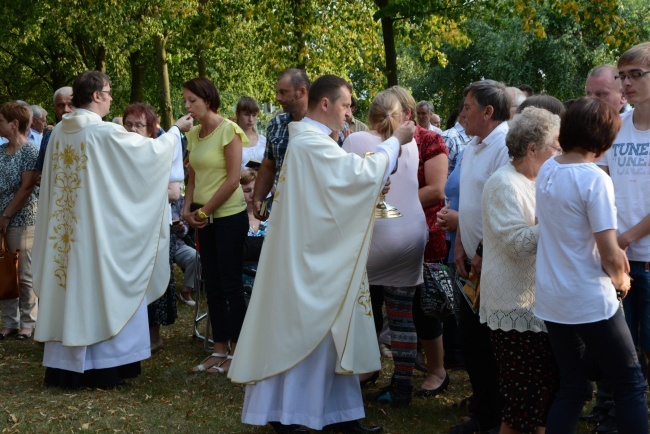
[[365, 152, 403, 219]]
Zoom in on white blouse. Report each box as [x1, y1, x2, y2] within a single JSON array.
[[479, 163, 545, 333]]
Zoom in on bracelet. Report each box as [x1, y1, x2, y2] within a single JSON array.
[[197, 209, 209, 220], [475, 242, 483, 257]]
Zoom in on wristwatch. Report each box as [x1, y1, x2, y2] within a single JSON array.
[[197, 209, 209, 220], [475, 241, 483, 257]]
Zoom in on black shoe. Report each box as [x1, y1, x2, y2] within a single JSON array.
[[269, 422, 310, 433], [449, 418, 498, 434], [593, 417, 618, 434], [323, 420, 382, 433], [0, 329, 18, 340], [359, 371, 380, 388], [366, 384, 412, 407], [415, 373, 450, 397]]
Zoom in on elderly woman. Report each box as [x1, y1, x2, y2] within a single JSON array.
[[535, 97, 647, 433], [480, 107, 562, 434], [343, 90, 428, 406], [236, 96, 266, 171], [0, 102, 39, 340], [122, 102, 186, 353]]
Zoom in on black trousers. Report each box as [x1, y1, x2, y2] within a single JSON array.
[[457, 291, 501, 429], [197, 211, 248, 343]]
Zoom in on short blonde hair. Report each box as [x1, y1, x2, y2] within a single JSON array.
[[367, 91, 401, 140]]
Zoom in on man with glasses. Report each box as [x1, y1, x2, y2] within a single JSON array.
[[32, 71, 192, 389], [598, 42, 650, 391]]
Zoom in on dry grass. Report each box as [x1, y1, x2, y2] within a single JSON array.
[[0, 267, 612, 433]]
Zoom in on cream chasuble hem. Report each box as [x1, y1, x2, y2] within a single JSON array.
[[229, 121, 386, 384]]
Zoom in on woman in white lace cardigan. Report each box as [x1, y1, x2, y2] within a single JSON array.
[[479, 106, 562, 434]]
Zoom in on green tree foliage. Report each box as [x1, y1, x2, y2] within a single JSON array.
[[0, 0, 647, 128]]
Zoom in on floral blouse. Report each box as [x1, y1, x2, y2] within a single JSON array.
[[0, 143, 38, 227]]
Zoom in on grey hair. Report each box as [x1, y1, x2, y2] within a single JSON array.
[[30, 105, 47, 120], [588, 64, 618, 79], [506, 106, 560, 159], [416, 100, 433, 113], [53, 86, 73, 106], [15, 100, 32, 115], [506, 87, 526, 108]]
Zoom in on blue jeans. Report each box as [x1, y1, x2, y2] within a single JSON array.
[[544, 309, 647, 434], [622, 261, 650, 352]]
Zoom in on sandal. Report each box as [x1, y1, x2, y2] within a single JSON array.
[[192, 353, 228, 372], [206, 355, 233, 374]]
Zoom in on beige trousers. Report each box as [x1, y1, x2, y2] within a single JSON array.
[[1, 225, 38, 329]]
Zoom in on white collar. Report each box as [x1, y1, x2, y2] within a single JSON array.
[[302, 117, 332, 136]]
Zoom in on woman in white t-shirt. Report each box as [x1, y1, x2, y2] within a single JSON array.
[[236, 96, 266, 171], [535, 97, 647, 433]]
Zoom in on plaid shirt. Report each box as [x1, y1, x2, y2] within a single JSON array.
[[264, 112, 294, 180], [441, 122, 471, 175]]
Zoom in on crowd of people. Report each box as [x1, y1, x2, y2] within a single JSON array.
[[1, 40, 650, 434]]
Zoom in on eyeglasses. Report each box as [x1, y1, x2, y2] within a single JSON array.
[[124, 122, 146, 130], [98, 90, 113, 97], [615, 70, 650, 82]]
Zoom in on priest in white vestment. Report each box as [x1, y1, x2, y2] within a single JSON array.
[[228, 75, 416, 434], [32, 71, 193, 389]]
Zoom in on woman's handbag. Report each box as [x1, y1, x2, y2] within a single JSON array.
[[0, 235, 20, 300], [420, 262, 456, 318]]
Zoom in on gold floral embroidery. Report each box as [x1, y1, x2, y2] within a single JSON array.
[[48, 141, 88, 290], [273, 150, 289, 205], [357, 272, 373, 317]]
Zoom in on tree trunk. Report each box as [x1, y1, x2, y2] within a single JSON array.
[[291, 0, 307, 70], [375, 0, 398, 86], [129, 51, 146, 102], [95, 45, 106, 73], [196, 47, 207, 77], [154, 33, 173, 130]]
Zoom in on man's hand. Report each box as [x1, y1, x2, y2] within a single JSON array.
[[392, 120, 416, 145], [470, 254, 482, 278], [381, 178, 391, 196], [253, 198, 270, 221], [174, 114, 194, 133], [454, 240, 468, 278]]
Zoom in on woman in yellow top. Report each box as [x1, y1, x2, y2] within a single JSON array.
[[182, 77, 249, 374]]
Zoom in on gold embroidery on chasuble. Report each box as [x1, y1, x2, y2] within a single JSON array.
[[357, 271, 373, 317], [274, 150, 289, 205], [49, 141, 88, 290]]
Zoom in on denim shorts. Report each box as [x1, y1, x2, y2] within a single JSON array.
[[622, 261, 650, 352]]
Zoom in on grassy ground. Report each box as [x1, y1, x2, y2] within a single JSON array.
[[0, 267, 620, 433]]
